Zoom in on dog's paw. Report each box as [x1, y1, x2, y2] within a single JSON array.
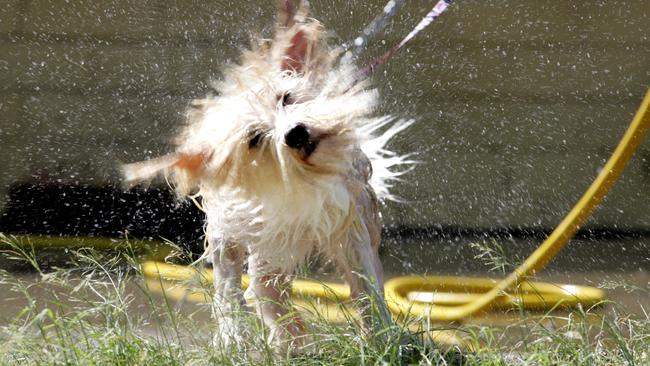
[[212, 316, 247, 349], [267, 323, 315, 356]]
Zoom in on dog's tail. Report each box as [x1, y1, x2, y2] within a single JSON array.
[[359, 117, 416, 202], [121, 150, 212, 193], [121, 154, 181, 184]]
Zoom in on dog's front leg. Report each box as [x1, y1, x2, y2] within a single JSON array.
[[245, 258, 309, 352], [210, 237, 247, 347]]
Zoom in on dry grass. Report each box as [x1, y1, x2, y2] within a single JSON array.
[[0, 234, 648, 365]]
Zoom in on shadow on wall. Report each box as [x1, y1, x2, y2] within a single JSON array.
[[0, 182, 205, 252]]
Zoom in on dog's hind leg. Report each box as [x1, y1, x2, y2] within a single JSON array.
[[340, 228, 394, 336], [245, 258, 310, 352], [336, 188, 394, 337], [210, 236, 247, 347]]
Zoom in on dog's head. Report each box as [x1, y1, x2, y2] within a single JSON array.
[[124, 1, 379, 200]]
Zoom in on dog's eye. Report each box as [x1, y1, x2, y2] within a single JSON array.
[[281, 92, 294, 107], [249, 131, 263, 148]]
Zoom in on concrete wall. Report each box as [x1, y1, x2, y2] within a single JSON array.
[[1, 0, 649, 230]]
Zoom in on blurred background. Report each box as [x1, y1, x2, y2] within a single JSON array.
[[0, 1, 649, 297]]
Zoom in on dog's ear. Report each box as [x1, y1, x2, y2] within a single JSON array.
[[173, 151, 212, 176], [277, 0, 297, 28], [122, 150, 211, 184], [276, 0, 319, 74], [281, 30, 312, 73], [277, 0, 307, 28]]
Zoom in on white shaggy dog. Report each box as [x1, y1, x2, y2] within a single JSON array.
[[123, 1, 412, 352]]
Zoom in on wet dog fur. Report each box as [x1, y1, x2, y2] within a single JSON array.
[[123, 0, 412, 352]]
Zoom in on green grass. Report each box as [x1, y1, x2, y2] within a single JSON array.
[[0, 233, 649, 365]]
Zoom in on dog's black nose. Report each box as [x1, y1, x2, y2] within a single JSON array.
[[284, 123, 310, 149]]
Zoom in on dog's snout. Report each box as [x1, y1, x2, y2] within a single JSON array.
[[284, 123, 310, 149]]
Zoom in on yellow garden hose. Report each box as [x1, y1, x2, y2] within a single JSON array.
[[0, 234, 173, 261], [142, 261, 605, 312], [385, 86, 650, 321]]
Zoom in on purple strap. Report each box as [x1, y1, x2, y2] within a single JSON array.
[[358, 0, 453, 79]]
